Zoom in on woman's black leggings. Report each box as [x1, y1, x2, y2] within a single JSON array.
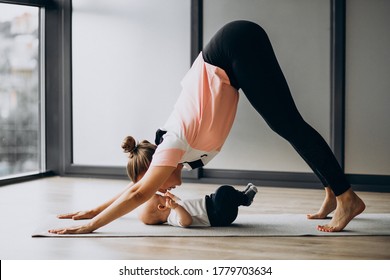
[[202, 20, 350, 196]]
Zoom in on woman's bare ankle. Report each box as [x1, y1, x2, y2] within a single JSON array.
[[307, 187, 336, 219]]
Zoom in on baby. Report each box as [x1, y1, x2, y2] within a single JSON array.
[[139, 183, 258, 227]]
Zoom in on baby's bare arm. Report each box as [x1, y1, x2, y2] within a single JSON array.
[[166, 197, 192, 227]]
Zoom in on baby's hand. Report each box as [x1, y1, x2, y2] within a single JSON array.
[[164, 191, 181, 201], [165, 197, 179, 209]]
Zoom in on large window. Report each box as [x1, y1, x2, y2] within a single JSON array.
[[0, 3, 44, 179]]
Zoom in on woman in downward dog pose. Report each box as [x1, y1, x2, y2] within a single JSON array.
[[49, 20, 365, 235]]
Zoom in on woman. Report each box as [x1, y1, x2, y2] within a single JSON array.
[[49, 20, 365, 234]]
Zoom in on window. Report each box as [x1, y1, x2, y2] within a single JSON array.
[[0, 3, 44, 180]]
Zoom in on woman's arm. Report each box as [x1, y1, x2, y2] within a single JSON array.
[[48, 166, 176, 234], [57, 182, 135, 220]]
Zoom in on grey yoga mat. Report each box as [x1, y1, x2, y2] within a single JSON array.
[[32, 213, 390, 237]]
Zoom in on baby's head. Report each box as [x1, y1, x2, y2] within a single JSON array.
[[139, 193, 171, 225]]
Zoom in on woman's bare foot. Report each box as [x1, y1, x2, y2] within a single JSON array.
[[317, 188, 366, 232], [307, 187, 336, 219]]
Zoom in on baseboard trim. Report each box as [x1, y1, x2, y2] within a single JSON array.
[[47, 164, 390, 193], [0, 171, 55, 187]]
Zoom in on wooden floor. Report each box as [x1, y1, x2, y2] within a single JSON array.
[[1, 176, 389, 260]]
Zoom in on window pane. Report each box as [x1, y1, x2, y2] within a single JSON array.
[[72, 0, 190, 166], [0, 4, 42, 178]]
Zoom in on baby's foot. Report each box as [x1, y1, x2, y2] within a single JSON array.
[[243, 184, 258, 206], [243, 183, 254, 193]]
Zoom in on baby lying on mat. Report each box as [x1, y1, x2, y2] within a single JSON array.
[[139, 184, 258, 227]]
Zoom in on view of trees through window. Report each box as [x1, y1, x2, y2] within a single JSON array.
[[0, 4, 41, 178]]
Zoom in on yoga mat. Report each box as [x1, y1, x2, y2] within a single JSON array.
[[32, 213, 390, 238]]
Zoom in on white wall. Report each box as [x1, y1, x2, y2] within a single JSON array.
[[344, 0, 390, 175], [72, 0, 190, 166]]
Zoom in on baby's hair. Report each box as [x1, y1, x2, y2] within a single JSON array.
[[121, 136, 157, 182]]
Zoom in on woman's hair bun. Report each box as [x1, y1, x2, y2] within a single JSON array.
[[121, 136, 137, 154]]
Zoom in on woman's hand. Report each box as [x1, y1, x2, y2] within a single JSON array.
[[56, 181, 135, 221], [51, 166, 177, 234], [56, 210, 97, 220], [48, 223, 95, 234]]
